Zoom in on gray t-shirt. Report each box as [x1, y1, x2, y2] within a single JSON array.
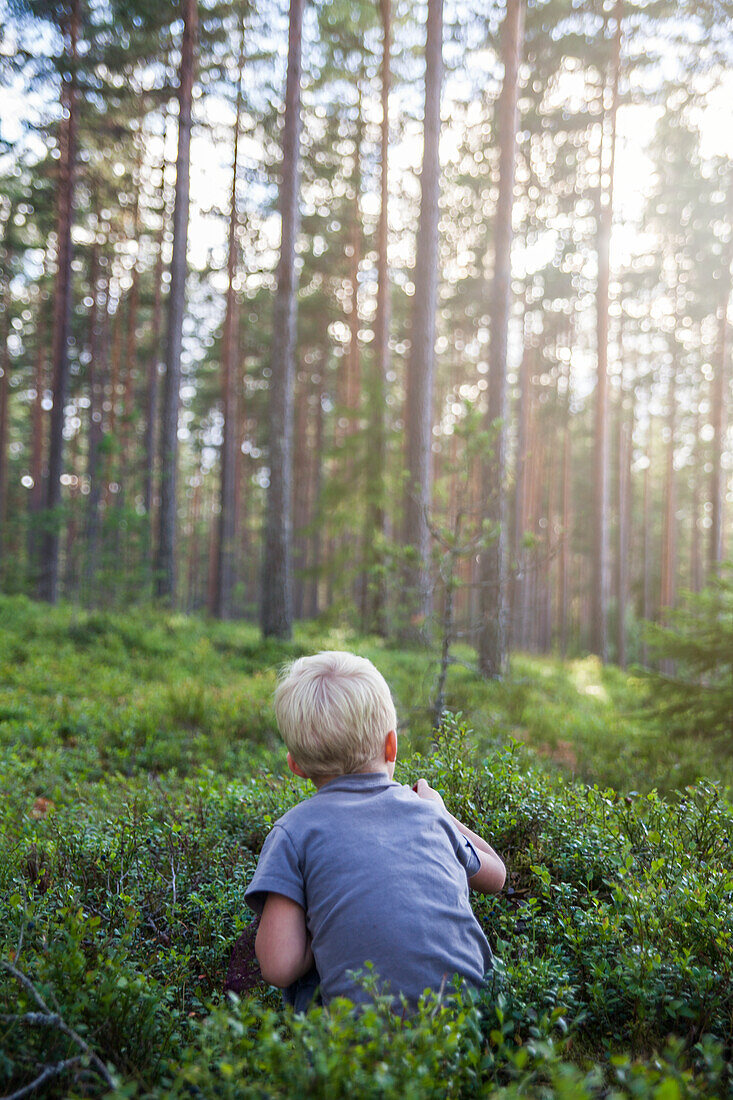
[[245, 771, 493, 1006]]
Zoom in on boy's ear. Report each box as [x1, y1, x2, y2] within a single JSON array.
[[287, 752, 309, 779], [385, 729, 397, 763]]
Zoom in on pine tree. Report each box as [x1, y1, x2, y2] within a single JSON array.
[[156, 0, 198, 602], [478, 0, 525, 678], [401, 0, 444, 639], [213, 23, 245, 620], [261, 0, 304, 639], [590, 0, 622, 661], [10, 0, 84, 601]]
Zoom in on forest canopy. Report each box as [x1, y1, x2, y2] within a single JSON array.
[[0, 0, 731, 669]]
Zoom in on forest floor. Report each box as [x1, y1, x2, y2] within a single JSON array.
[[1, 594, 732, 1098], [0, 592, 728, 799]]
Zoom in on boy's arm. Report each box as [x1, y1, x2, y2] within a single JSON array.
[[255, 892, 314, 988], [414, 778, 506, 894]]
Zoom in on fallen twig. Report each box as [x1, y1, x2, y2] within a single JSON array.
[[0, 960, 115, 1093], [1, 1056, 84, 1100]]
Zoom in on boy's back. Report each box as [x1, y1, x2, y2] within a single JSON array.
[[245, 771, 493, 1006]]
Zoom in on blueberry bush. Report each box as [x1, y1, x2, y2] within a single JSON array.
[[1, 596, 732, 1098]]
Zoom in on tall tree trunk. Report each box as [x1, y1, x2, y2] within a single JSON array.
[[234, 368, 245, 594], [121, 133, 143, 502], [615, 384, 631, 667], [0, 265, 11, 566], [478, 0, 524, 677], [108, 304, 122, 452], [260, 0, 304, 639], [401, 0, 443, 638], [308, 348, 326, 619], [0, 195, 15, 568], [346, 81, 363, 420], [40, 0, 80, 602], [559, 360, 571, 658], [590, 0, 622, 659], [512, 337, 532, 648], [362, 0, 391, 636], [214, 31, 244, 620], [690, 401, 702, 593], [28, 290, 47, 583], [187, 477, 201, 611], [641, 422, 652, 667], [544, 432, 557, 652], [144, 229, 164, 514], [155, 0, 198, 602], [143, 143, 168, 579], [660, 370, 677, 619], [206, 486, 218, 612], [709, 179, 732, 574], [292, 373, 309, 621], [527, 422, 543, 651], [84, 243, 106, 602], [62, 414, 81, 596]]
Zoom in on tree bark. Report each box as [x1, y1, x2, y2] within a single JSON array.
[[121, 134, 144, 503], [260, 0, 304, 639], [292, 371, 309, 621], [401, 0, 444, 639], [143, 207, 164, 515], [478, 0, 525, 677], [143, 141, 168, 581], [660, 369, 677, 618], [84, 242, 106, 602], [187, 476, 201, 610], [362, 0, 391, 636], [709, 178, 732, 574], [346, 81, 363, 420], [559, 360, 571, 658], [690, 399, 702, 593], [39, 0, 80, 602], [590, 0, 622, 659], [62, 411, 81, 596], [308, 349, 325, 619], [155, 0, 198, 603], [0, 194, 16, 569], [641, 423, 652, 666], [27, 290, 47, 581], [214, 29, 245, 620], [0, 263, 11, 564], [615, 384, 631, 667], [512, 337, 532, 648]]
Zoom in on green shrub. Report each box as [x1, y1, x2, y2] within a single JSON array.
[[640, 565, 733, 741], [1, 599, 733, 1097]]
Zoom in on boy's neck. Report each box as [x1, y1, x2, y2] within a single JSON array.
[[311, 761, 391, 790]]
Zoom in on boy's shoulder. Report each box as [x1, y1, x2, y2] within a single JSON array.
[[272, 776, 453, 844], [272, 791, 320, 832]]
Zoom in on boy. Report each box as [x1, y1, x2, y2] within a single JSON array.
[[245, 651, 505, 1009]]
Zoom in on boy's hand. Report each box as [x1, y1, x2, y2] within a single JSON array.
[[414, 779, 506, 895], [413, 778, 446, 809]]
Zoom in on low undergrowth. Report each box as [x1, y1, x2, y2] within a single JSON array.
[[2, 725, 733, 1097], [1, 597, 732, 1097]]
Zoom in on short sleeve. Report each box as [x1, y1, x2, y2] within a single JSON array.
[[244, 824, 305, 916], [440, 813, 481, 879], [456, 834, 481, 878]]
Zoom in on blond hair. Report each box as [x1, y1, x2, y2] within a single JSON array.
[[273, 651, 397, 777]]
